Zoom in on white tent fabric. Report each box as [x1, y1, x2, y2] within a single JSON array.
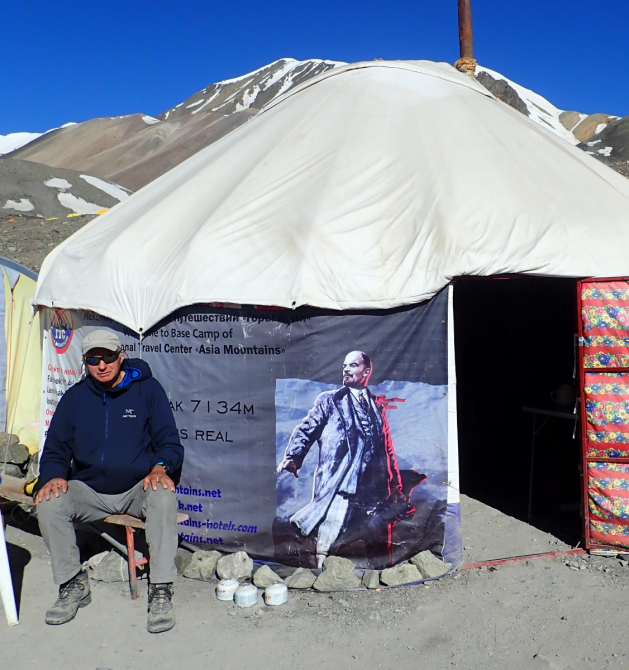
[[33, 60, 629, 334]]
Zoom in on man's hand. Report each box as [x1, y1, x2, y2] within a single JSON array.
[[143, 464, 175, 492], [34, 478, 68, 505], [276, 458, 299, 478]]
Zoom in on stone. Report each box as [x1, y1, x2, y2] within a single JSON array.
[[0, 433, 19, 448], [253, 565, 283, 588], [1, 463, 24, 478], [410, 550, 452, 579], [0, 441, 29, 465], [362, 570, 380, 589], [198, 551, 222, 580], [86, 550, 142, 583], [312, 558, 360, 591], [312, 555, 360, 591], [183, 550, 221, 580], [216, 551, 253, 581], [322, 555, 355, 573], [175, 547, 194, 575], [380, 563, 421, 586], [284, 567, 316, 589]]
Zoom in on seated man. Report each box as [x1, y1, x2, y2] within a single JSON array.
[[35, 330, 184, 633]]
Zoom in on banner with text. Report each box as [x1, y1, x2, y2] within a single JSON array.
[[41, 290, 457, 571]]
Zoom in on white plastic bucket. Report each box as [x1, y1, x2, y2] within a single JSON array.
[[216, 579, 239, 601], [264, 583, 288, 606], [234, 583, 258, 608]]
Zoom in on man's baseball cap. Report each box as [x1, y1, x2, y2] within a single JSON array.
[[81, 330, 122, 355]]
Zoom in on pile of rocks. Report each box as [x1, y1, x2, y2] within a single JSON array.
[[305, 551, 452, 590], [0, 432, 36, 479], [178, 547, 452, 591], [178, 549, 284, 587], [378, 551, 452, 587]]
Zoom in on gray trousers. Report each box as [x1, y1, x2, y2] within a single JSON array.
[[36, 479, 178, 585]]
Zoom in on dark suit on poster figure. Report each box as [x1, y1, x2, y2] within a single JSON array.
[[277, 351, 424, 570]]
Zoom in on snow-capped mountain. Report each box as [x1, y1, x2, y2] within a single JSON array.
[[161, 58, 339, 121], [4, 58, 628, 189], [7, 59, 341, 190]]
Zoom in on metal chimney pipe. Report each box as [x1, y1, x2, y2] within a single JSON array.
[[458, 0, 474, 59]]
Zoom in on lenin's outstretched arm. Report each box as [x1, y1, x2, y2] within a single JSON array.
[[277, 394, 328, 477]]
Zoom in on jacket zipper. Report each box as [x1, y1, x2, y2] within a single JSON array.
[[100, 392, 108, 490]]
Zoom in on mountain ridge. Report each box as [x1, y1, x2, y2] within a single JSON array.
[[4, 58, 628, 187]]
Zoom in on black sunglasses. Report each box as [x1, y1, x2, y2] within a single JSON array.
[[84, 351, 120, 366]]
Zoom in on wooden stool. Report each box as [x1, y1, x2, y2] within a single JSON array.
[[103, 513, 188, 599], [0, 474, 32, 508]]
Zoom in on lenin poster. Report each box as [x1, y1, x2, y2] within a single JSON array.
[[40, 287, 460, 573]]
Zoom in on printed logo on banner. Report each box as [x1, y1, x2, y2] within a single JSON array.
[[51, 310, 74, 354]]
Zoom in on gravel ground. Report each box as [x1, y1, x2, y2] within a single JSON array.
[[0, 212, 96, 274], [1, 496, 624, 670]]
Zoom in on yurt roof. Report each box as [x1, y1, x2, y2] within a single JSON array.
[[33, 60, 629, 333]]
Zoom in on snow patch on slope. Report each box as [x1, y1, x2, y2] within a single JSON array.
[[44, 177, 72, 189], [80, 175, 130, 201], [57, 192, 102, 214], [476, 65, 578, 144], [191, 91, 220, 115], [3, 198, 34, 212], [235, 86, 261, 112]]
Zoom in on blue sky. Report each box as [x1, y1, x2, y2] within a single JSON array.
[[3, 0, 627, 134]]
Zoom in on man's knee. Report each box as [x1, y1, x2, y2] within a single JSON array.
[[36, 492, 72, 523], [144, 486, 176, 513]]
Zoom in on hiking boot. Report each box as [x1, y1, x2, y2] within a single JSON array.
[[147, 583, 175, 633], [45, 570, 91, 625]]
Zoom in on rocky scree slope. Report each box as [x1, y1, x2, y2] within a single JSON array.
[[0, 158, 130, 219], [0, 159, 132, 272]]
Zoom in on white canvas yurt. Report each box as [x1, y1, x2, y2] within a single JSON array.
[[31, 61, 629, 573]]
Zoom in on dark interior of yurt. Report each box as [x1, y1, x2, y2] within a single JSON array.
[[453, 275, 582, 543]]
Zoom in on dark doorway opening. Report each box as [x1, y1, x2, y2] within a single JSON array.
[[453, 275, 582, 542]]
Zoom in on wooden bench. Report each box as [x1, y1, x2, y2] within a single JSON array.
[[0, 473, 33, 508], [0, 474, 188, 600]]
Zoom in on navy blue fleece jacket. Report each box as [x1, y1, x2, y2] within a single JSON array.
[[39, 358, 183, 494]]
